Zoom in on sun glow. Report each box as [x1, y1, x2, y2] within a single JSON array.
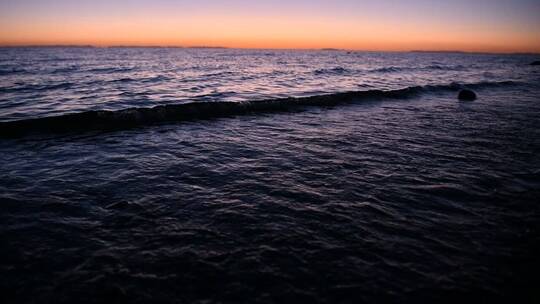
[[1, 0, 539, 52]]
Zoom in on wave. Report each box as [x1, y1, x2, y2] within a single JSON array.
[[109, 75, 171, 84], [370, 67, 402, 73], [110, 77, 136, 83], [0, 82, 74, 94], [202, 71, 236, 78], [51, 65, 81, 74], [142, 75, 171, 83], [369, 65, 466, 73], [0, 67, 31, 76], [314, 67, 349, 75], [313, 65, 467, 75], [0, 81, 520, 138], [87, 67, 135, 73]]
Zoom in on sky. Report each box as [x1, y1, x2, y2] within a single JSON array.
[[1, 0, 539, 52]]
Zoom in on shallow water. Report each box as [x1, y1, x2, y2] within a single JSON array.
[[1, 48, 540, 303]]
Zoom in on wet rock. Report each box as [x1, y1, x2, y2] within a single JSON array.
[[458, 89, 477, 101]]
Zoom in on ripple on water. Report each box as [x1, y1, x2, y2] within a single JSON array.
[[1, 86, 539, 302]]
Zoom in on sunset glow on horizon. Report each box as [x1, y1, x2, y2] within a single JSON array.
[[1, 0, 540, 53]]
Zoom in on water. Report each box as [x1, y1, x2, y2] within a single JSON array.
[[1, 48, 539, 303], [0, 48, 538, 122]]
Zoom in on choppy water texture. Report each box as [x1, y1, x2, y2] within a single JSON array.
[[1, 48, 540, 303]]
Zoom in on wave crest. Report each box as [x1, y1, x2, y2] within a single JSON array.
[[0, 81, 520, 138], [314, 67, 349, 75], [0, 82, 74, 94]]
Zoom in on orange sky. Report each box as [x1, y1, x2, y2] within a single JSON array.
[[1, 1, 539, 53]]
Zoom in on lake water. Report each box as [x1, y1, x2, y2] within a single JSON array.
[[1, 48, 539, 303]]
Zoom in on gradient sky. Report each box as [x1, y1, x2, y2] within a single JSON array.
[[1, 0, 539, 52]]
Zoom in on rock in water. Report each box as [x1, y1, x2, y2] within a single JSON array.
[[458, 89, 477, 101], [531, 61, 540, 66]]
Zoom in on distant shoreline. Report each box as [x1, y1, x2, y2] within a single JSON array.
[[0, 45, 538, 55]]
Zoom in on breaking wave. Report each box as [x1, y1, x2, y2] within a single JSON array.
[[0, 81, 521, 138]]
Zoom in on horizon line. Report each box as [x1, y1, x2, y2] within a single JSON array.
[[1, 44, 539, 55]]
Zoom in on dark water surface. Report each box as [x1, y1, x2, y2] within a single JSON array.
[[1, 48, 540, 303]]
